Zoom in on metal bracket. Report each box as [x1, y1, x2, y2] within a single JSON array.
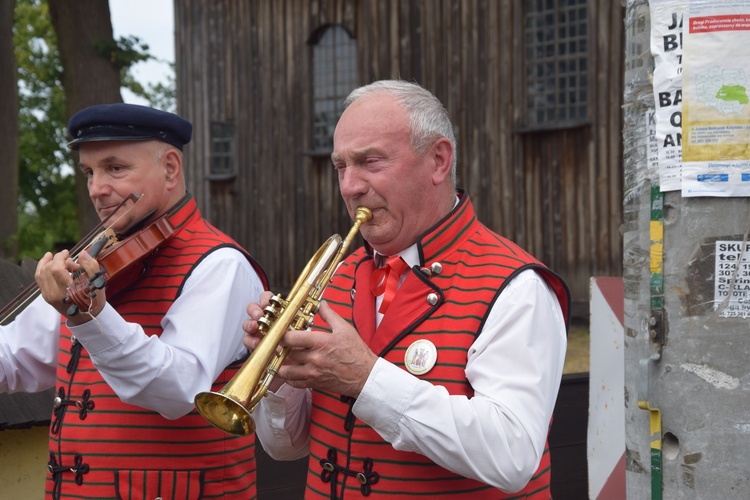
[[648, 310, 665, 347], [638, 352, 663, 500]]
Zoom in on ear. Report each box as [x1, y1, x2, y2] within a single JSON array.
[[161, 148, 183, 190], [430, 137, 453, 186]]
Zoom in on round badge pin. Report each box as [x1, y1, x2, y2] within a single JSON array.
[[404, 339, 437, 375]]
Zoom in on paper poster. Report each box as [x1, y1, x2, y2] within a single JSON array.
[[681, 0, 750, 196], [650, 0, 685, 192], [714, 240, 750, 317]]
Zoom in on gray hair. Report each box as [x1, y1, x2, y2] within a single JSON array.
[[343, 80, 457, 185], [153, 141, 183, 163]]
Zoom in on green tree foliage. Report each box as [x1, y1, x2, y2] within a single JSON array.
[[12, 0, 174, 259], [14, 0, 77, 257], [99, 33, 176, 111], [119, 41, 177, 112], [138, 66, 176, 112]]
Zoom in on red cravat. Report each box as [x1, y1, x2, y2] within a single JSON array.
[[370, 255, 409, 314]]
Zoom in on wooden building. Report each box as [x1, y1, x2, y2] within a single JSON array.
[[174, 0, 625, 316]]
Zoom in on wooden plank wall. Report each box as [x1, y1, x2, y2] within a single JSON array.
[[175, 0, 624, 314]]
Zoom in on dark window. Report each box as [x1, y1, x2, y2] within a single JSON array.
[[311, 25, 357, 154], [209, 122, 234, 179], [524, 0, 589, 130]]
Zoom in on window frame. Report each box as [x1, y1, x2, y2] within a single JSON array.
[[519, 0, 593, 132], [207, 121, 236, 181], [306, 23, 358, 157]]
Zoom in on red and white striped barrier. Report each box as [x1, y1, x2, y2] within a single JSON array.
[[588, 277, 626, 499]]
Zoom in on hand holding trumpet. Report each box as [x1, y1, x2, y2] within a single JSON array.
[[193, 206, 373, 435], [243, 292, 378, 398]]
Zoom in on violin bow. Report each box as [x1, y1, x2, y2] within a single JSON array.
[[0, 193, 143, 325]]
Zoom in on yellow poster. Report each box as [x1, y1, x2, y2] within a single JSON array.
[[683, 13, 750, 161], [682, 0, 750, 196]]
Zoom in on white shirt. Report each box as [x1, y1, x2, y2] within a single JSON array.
[[0, 247, 264, 420], [253, 250, 568, 493]]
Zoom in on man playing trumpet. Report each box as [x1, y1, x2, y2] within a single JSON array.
[[244, 80, 569, 498]]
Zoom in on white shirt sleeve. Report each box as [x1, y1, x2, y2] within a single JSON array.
[[254, 269, 567, 492], [353, 269, 567, 492], [253, 383, 312, 460], [0, 295, 61, 393], [68, 247, 265, 420]]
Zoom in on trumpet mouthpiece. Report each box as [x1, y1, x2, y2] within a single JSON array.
[[355, 206, 373, 223]]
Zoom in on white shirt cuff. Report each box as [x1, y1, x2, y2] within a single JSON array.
[[68, 303, 131, 354], [352, 357, 418, 442]]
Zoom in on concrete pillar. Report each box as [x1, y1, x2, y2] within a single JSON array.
[[623, 1, 750, 497]]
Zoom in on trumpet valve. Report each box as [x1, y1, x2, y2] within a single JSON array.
[[262, 304, 279, 317], [257, 294, 286, 333], [257, 316, 272, 333], [269, 294, 285, 307]]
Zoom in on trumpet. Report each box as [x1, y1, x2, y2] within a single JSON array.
[[194, 207, 372, 436]]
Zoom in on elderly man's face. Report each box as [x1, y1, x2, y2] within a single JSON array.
[[77, 140, 181, 234], [331, 94, 449, 256]]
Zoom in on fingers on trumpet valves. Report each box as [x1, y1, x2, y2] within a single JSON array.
[[269, 294, 284, 305], [258, 316, 273, 331], [258, 295, 284, 332], [262, 304, 278, 316]]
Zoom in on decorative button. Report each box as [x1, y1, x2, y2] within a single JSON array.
[[322, 462, 335, 472], [418, 267, 432, 277], [350, 288, 356, 301], [405, 339, 438, 375], [426, 293, 439, 306], [356, 472, 367, 484], [430, 262, 443, 275], [53, 397, 62, 408]]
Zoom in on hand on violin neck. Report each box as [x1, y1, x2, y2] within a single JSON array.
[[36, 249, 107, 324], [66, 251, 107, 324]]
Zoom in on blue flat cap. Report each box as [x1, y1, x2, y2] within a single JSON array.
[[67, 103, 192, 150]]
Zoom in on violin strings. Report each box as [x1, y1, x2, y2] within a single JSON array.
[[0, 288, 41, 326], [101, 194, 144, 239], [64, 195, 143, 313], [70, 193, 142, 263]]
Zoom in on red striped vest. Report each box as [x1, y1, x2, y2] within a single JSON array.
[[45, 195, 268, 500], [306, 194, 570, 499]]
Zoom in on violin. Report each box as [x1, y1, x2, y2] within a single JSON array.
[[63, 214, 176, 316], [0, 193, 176, 324]]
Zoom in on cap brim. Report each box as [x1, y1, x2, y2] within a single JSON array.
[[67, 134, 156, 150]]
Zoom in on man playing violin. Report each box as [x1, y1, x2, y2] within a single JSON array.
[[0, 104, 268, 499]]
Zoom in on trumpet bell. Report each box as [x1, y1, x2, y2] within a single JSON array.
[[194, 390, 255, 435], [193, 207, 372, 436]]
